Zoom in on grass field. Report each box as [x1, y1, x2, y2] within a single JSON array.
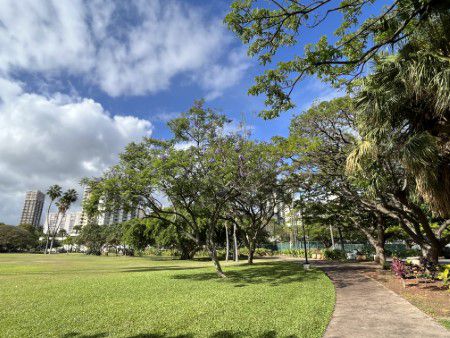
[[0, 254, 335, 338]]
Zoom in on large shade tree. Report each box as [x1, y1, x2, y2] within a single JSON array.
[[84, 101, 242, 277], [284, 96, 450, 263], [226, 139, 283, 264]]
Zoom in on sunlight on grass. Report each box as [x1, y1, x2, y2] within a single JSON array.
[[0, 254, 334, 337]]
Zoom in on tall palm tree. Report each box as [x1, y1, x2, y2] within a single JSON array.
[[350, 13, 450, 217], [49, 189, 78, 253], [44, 185, 62, 254]]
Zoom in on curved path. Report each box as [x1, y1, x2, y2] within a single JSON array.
[[318, 262, 449, 338]]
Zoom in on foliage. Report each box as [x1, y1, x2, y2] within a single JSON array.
[[225, 0, 448, 118], [228, 139, 283, 263], [45, 187, 78, 254], [391, 258, 407, 279], [437, 265, 450, 288], [83, 100, 282, 275], [352, 14, 450, 217], [323, 249, 346, 261], [0, 224, 37, 252], [121, 219, 152, 252], [76, 223, 106, 255]]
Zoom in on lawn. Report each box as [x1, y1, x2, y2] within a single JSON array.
[[0, 254, 335, 338]]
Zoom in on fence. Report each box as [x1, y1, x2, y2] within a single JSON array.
[[263, 242, 410, 254]]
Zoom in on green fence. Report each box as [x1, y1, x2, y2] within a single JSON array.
[[264, 242, 409, 254]]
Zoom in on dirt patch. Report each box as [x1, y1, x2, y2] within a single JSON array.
[[366, 268, 450, 328]]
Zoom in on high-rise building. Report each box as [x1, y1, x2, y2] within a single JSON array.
[[20, 190, 45, 226], [79, 182, 144, 227], [79, 185, 92, 227], [44, 211, 82, 235]]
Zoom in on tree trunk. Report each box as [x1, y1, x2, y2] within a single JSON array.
[[225, 223, 230, 262], [374, 244, 386, 266], [357, 216, 386, 267], [49, 235, 55, 254], [373, 216, 386, 266], [421, 244, 439, 264], [329, 224, 335, 249], [44, 234, 50, 254], [44, 202, 53, 254], [233, 223, 239, 262], [337, 226, 345, 251], [207, 229, 226, 278], [246, 233, 256, 264]]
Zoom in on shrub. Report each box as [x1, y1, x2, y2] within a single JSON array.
[[323, 249, 346, 261], [254, 248, 274, 256], [437, 265, 450, 288], [419, 257, 439, 279], [391, 258, 407, 278]]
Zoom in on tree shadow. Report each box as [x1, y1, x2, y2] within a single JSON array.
[[61, 329, 300, 338], [121, 266, 204, 273], [171, 261, 321, 286], [128, 330, 297, 338], [60, 333, 108, 338]]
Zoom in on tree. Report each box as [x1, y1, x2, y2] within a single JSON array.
[[18, 223, 41, 249], [63, 236, 75, 253], [0, 224, 36, 252], [227, 140, 282, 264], [282, 96, 406, 265], [103, 223, 124, 255], [121, 219, 152, 254], [225, 0, 449, 117], [353, 14, 450, 217], [76, 223, 106, 255], [44, 184, 62, 254], [84, 101, 241, 277], [48, 189, 78, 253]]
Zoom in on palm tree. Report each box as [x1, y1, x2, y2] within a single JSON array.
[[351, 13, 450, 217], [49, 189, 78, 253], [44, 185, 62, 254]]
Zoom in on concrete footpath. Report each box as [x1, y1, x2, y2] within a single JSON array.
[[318, 262, 449, 338]]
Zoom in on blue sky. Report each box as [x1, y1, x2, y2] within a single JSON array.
[[0, 0, 385, 224]]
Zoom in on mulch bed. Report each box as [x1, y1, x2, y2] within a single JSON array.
[[366, 267, 450, 328]]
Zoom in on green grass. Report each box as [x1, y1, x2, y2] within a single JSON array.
[[0, 254, 335, 338], [440, 319, 450, 330]]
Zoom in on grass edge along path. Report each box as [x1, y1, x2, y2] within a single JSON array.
[[0, 254, 335, 338]]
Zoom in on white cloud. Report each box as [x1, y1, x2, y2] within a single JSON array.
[[0, 0, 247, 98], [0, 78, 152, 225], [295, 77, 344, 113], [198, 48, 252, 100]]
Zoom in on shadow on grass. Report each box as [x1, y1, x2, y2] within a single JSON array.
[[61, 333, 108, 338], [127, 330, 298, 338], [121, 266, 204, 273], [171, 261, 321, 286], [61, 330, 299, 338]]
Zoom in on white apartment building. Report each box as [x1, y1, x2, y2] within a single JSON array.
[[44, 211, 82, 235], [80, 184, 144, 227]]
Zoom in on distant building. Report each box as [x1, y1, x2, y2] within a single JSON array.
[[79, 185, 92, 227], [44, 211, 82, 235], [20, 190, 45, 226], [80, 183, 144, 227], [97, 203, 144, 226]]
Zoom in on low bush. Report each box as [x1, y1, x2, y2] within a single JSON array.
[[437, 265, 450, 288], [387, 248, 421, 258], [391, 258, 407, 278], [143, 247, 180, 257], [323, 249, 346, 261]]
